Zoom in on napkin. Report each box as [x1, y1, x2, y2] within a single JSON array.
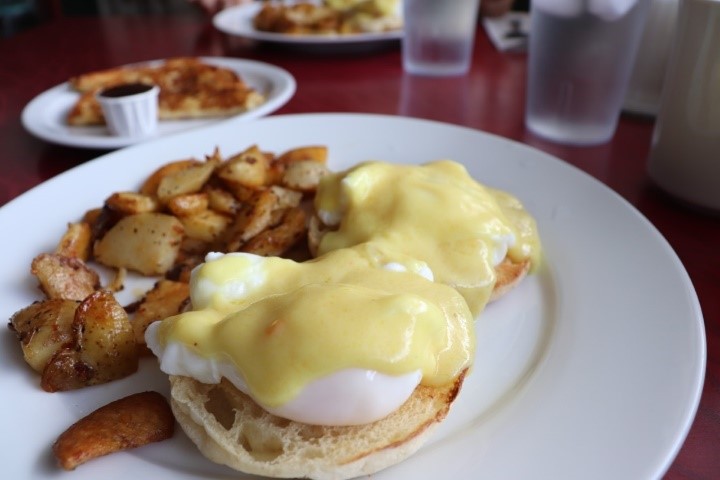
[[482, 12, 529, 53]]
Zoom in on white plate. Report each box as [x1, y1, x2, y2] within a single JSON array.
[[20, 57, 296, 149], [0, 114, 704, 479], [213, 2, 403, 46]]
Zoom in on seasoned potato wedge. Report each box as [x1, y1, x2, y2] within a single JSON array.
[[31, 253, 100, 301], [53, 391, 174, 470], [223, 188, 279, 251], [278, 145, 328, 164], [132, 280, 190, 351], [281, 160, 329, 193], [56, 222, 93, 260], [270, 185, 303, 209], [166, 192, 209, 217], [105, 192, 159, 215], [205, 186, 241, 215], [139, 158, 201, 196], [93, 213, 184, 276], [179, 209, 232, 243], [41, 290, 138, 392], [9, 299, 79, 373], [217, 148, 272, 190], [241, 207, 307, 256], [157, 162, 216, 204]]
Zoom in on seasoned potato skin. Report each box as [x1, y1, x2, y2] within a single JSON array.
[[41, 290, 138, 392], [53, 391, 174, 470]]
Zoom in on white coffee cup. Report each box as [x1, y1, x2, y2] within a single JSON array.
[[647, 0, 720, 210]]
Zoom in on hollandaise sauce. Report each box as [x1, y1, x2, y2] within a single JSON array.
[[314, 160, 542, 315], [149, 248, 474, 410]]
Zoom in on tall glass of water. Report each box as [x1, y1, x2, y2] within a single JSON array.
[[525, 0, 651, 145]]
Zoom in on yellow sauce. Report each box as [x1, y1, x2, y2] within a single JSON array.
[[156, 247, 475, 407], [314, 160, 542, 316]]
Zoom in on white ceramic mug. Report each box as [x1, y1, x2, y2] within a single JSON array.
[[647, 0, 720, 210]]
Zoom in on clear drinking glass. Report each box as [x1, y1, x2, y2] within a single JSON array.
[[525, 0, 650, 145], [402, 0, 481, 76]]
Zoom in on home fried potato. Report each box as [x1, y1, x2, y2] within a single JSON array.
[[139, 158, 201, 196], [217, 144, 273, 189], [277, 145, 328, 164], [132, 280, 190, 353], [53, 391, 174, 470], [56, 222, 93, 260], [241, 206, 307, 256], [156, 162, 216, 204], [180, 209, 232, 244], [93, 213, 184, 276], [9, 299, 79, 373], [166, 192, 209, 217], [31, 253, 100, 301], [281, 159, 329, 193], [105, 192, 159, 215], [41, 290, 138, 392]]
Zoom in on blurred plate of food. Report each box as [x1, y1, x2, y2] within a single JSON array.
[[213, 0, 403, 46], [21, 57, 296, 150]]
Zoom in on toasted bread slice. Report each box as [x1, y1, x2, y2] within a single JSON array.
[[169, 370, 466, 480], [67, 58, 266, 126]]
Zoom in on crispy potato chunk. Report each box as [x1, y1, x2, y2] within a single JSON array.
[[180, 209, 232, 243], [132, 280, 190, 352], [139, 158, 200, 196], [205, 186, 241, 215], [281, 160, 329, 193], [166, 192, 209, 217], [156, 162, 216, 204], [241, 207, 307, 256], [53, 391, 174, 470], [277, 145, 328, 164], [105, 192, 159, 215], [56, 222, 93, 260], [223, 188, 280, 251], [31, 253, 100, 301], [8, 299, 79, 373], [41, 290, 138, 392], [93, 213, 184, 276], [217, 145, 272, 189]]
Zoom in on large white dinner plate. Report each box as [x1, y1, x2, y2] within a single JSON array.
[[0, 114, 704, 479], [213, 2, 403, 46], [20, 57, 296, 149]]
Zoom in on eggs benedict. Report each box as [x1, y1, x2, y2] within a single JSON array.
[[146, 158, 541, 479], [146, 247, 474, 478], [310, 160, 542, 316]]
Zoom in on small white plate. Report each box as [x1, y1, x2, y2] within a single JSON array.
[[0, 114, 704, 479], [213, 2, 403, 46], [21, 57, 296, 149]]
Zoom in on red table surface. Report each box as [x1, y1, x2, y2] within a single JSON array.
[[0, 14, 717, 479]]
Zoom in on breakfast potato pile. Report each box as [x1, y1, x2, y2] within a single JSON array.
[[8, 144, 329, 393]]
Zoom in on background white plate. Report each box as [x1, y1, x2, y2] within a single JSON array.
[[21, 57, 296, 149], [0, 114, 704, 479], [213, 2, 403, 45]]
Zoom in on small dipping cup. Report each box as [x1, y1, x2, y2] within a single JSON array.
[[96, 83, 160, 137]]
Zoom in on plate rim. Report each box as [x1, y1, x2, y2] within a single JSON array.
[[20, 56, 297, 150]]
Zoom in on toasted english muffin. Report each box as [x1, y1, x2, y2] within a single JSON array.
[[169, 370, 467, 480]]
